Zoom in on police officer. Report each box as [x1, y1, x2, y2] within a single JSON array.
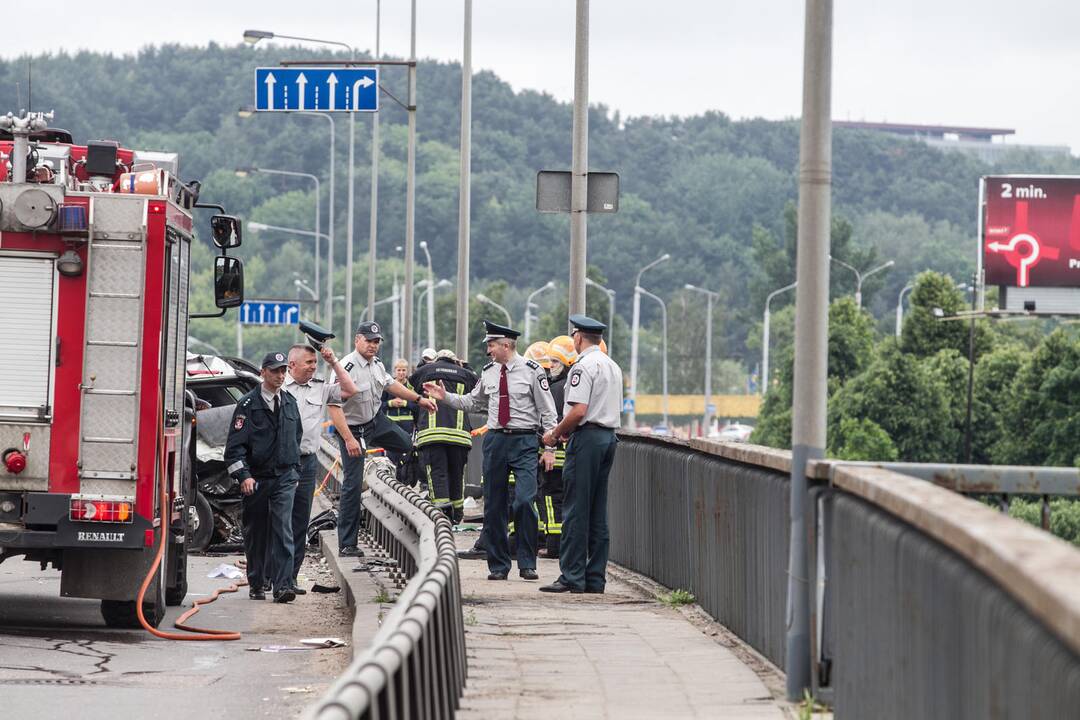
[[327, 321, 436, 557], [224, 352, 304, 603], [281, 343, 357, 595], [424, 321, 556, 581], [540, 315, 623, 594], [409, 349, 477, 523]]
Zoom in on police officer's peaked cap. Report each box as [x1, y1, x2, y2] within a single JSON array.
[[356, 320, 384, 340], [483, 319, 521, 341], [569, 314, 606, 334], [261, 351, 288, 370]]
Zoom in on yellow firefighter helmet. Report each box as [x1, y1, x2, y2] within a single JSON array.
[[524, 341, 552, 369], [548, 335, 578, 366]]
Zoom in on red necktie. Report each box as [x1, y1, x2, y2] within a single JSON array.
[[498, 364, 511, 427]]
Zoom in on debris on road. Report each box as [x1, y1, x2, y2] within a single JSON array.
[[207, 563, 244, 579]]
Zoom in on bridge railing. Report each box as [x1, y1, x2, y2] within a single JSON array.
[[305, 458, 467, 720], [610, 432, 1080, 719]]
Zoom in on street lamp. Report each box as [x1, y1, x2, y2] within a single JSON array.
[[684, 284, 720, 432], [895, 283, 914, 338], [637, 285, 669, 432], [238, 107, 336, 335], [236, 166, 320, 320], [585, 277, 615, 355], [419, 240, 435, 349], [247, 222, 330, 322], [417, 278, 451, 351], [242, 29, 361, 344], [476, 293, 512, 327], [524, 281, 556, 344], [829, 256, 895, 308], [629, 253, 670, 427], [762, 281, 797, 393]]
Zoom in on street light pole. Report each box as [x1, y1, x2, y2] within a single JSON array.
[[629, 253, 669, 428], [896, 283, 914, 338], [419, 241, 435, 349], [786, 0, 832, 701], [367, 0, 382, 322], [568, 0, 590, 316], [236, 167, 320, 319], [476, 293, 512, 327], [685, 284, 720, 431], [829, 256, 894, 308], [455, 0, 474, 360], [247, 222, 331, 320], [585, 277, 615, 355], [637, 286, 668, 431], [763, 281, 798, 393], [402, 0, 419, 369], [524, 281, 556, 344]]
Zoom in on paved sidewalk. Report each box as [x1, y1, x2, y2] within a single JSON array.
[[455, 535, 790, 720]]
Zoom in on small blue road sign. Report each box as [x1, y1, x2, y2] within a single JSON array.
[[240, 301, 301, 326], [706, 403, 716, 415], [254, 67, 379, 112], [622, 397, 635, 413]]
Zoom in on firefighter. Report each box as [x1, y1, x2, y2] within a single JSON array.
[[538, 335, 578, 558], [225, 352, 304, 603], [327, 321, 437, 557], [424, 321, 557, 582], [541, 316, 623, 594], [382, 359, 418, 484], [281, 343, 357, 596], [409, 349, 477, 523]]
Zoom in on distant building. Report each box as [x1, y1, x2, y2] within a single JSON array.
[[834, 120, 1072, 163]]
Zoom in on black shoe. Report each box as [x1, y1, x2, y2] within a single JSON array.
[[273, 588, 296, 603], [339, 546, 366, 558], [487, 572, 508, 581], [291, 585, 308, 595], [519, 568, 539, 581], [585, 587, 605, 594], [262, 580, 272, 592], [249, 589, 266, 601], [457, 548, 487, 560], [539, 580, 583, 594]]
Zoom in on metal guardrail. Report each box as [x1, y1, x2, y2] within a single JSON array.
[[611, 433, 1080, 718], [609, 433, 790, 668], [305, 458, 467, 720]]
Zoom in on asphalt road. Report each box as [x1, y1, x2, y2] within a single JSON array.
[[0, 551, 351, 719]]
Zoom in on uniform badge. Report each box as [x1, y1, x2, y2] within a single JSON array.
[[570, 371, 581, 387], [539, 376, 550, 391], [371, 322, 380, 333], [275, 353, 284, 362], [234, 415, 246, 430]]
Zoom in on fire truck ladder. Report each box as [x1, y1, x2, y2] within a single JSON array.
[[78, 195, 147, 497]]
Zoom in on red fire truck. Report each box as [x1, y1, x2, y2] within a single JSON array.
[[0, 110, 244, 628]]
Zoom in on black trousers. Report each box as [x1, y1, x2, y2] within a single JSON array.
[[539, 466, 565, 556], [337, 412, 412, 551], [420, 443, 469, 523], [243, 468, 298, 593]]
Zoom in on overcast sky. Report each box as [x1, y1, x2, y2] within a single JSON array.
[[6, 1, 1079, 153]]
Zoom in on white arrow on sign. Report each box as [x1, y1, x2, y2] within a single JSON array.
[[352, 76, 375, 110], [296, 73, 308, 110], [264, 73, 276, 110], [286, 306, 299, 323], [327, 73, 338, 111], [274, 305, 282, 324], [258, 304, 266, 323]]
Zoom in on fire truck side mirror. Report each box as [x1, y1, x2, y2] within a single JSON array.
[[214, 256, 244, 309], [210, 214, 242, 249]]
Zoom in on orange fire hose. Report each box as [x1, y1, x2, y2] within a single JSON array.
[[135, 398, 243, 641]]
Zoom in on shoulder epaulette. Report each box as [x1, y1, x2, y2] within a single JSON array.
[[344, 361, 354, 371], [239, 396, 252, 407], [483, 361, 495, 371], [525, 359, 540, 371]]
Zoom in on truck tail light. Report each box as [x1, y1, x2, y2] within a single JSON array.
[[70, 497, 134, 523]]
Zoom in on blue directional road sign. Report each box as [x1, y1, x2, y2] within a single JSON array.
[[254, 67, 379, 113], [240, 301, 301, 326], [622, 397, 635, 414]]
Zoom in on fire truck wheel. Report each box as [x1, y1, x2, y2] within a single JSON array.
[[100, 595, 165, 629], [165, 536, 188, 606], [190, 492, 214, 554]]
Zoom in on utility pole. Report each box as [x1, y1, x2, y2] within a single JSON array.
[[786, 0, 832, 702], [455, 0, 473, 360], [402, 0, 418, 362], [568, 0, 589, 316]]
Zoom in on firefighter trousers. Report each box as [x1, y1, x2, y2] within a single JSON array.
[[243, 468, 298, 594], [538, 466, 565, 556], [420, 443, 469, 523]]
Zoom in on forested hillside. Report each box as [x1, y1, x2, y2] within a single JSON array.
[[3, 44, 1077, 383]]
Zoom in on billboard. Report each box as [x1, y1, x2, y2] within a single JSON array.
[[983, 175, 1080, 288]]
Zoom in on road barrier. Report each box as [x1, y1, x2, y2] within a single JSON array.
[[305, 458, 467, 720], [610, 433, 1080, 718]]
